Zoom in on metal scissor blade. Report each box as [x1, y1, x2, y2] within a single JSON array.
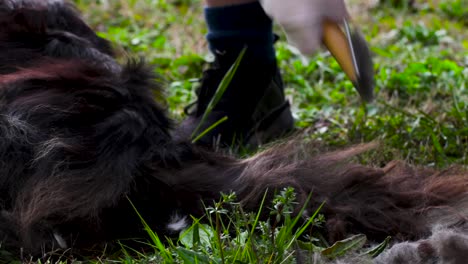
[[345, 20, 375, 102]]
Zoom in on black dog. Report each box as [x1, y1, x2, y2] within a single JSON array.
[[1, 0, 467, 261]]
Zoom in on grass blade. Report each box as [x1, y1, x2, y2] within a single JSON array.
[[191, 47, 247, 140], [126, 197, 173, 261]]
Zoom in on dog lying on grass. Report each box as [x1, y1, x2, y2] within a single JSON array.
[[0, 0, 467, 262]]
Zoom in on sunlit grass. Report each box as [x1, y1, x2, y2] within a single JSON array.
[[73, 0, 467, 166]]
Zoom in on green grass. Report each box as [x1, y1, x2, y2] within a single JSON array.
[[74, 0, 467, 166], [11, 0, 468, 262]]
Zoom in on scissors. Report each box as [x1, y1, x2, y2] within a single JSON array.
[[322, 19, 375, 102]]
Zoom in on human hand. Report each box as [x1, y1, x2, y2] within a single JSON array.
[[260, 0, 349, 56]]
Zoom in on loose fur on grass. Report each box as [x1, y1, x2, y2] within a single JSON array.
[[0, 0, 467, 262]]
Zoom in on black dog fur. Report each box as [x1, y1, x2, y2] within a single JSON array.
[[1, 0, 467, 261]]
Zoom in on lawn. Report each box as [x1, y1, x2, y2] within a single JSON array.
[[74, 0, 467, 167], [12, 0, 468, 263]]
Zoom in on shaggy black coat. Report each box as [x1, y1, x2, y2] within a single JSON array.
[[0, 0, 467, 261]]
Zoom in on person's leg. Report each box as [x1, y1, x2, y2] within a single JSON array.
[[203, 0, 275, 63], [177, 0, 294, 149]]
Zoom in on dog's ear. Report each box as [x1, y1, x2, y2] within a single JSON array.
[[0, 0, 115, 74], [0, 0, 112, 55], [43, 1, 114, 55]]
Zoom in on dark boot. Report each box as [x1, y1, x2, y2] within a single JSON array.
[[176, 49, 294, 149]]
